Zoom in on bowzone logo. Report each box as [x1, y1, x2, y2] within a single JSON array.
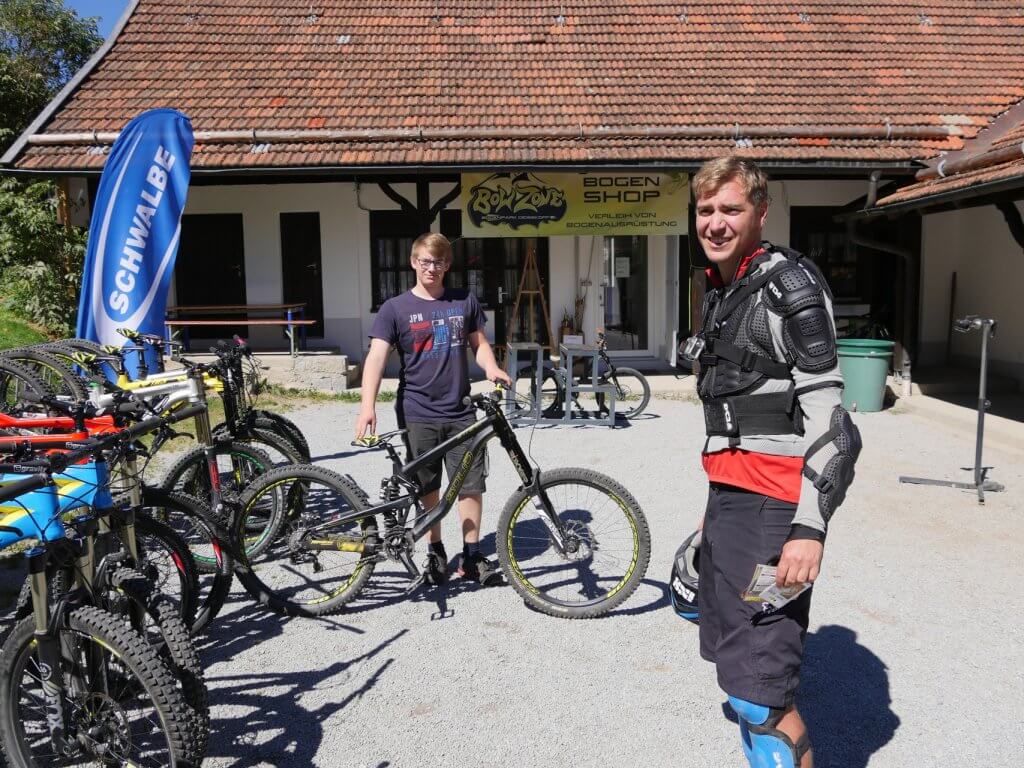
[[89, 134, 182, 347], [467, 173, 567, 229]]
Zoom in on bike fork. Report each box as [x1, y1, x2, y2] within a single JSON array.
[[27, 548, 71, 755], [529, 484, 570, 556]]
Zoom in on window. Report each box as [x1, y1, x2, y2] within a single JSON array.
[[790, 207, 863, 301], [369, 211, 421, 309]]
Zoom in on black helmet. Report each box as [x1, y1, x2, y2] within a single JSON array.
[[670, 530, 700, 622]]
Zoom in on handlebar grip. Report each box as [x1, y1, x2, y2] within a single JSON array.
[[0, 473, 50, 504]]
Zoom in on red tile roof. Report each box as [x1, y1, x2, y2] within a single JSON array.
[[8, 0, 1024, 171], [873, 99, 1024, 210]]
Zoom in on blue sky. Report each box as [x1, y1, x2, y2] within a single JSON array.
[[65, 0, 131, 40]]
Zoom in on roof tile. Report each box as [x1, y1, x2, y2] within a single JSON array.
[[11, 0, 1024, 170]]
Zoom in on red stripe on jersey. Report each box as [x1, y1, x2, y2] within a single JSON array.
[[702, 448, 803, 502]]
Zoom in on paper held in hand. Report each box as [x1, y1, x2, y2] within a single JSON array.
[[741, 564, 811, 609]]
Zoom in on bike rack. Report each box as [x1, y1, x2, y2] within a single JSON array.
[[505, 342, 544, 421], [899, 315, 1005, 504], [557, 343, 616, 426], [504, 342, 618, 426]]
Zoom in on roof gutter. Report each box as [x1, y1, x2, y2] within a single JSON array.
[[917, 140, 1024, 181], [856, 171, 1024, 217], [19, 123, 957, 148], [0, 0, 141, 166], [1, 158, 922, 180]]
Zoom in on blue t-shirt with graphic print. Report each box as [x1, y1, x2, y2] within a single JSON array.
[[369, 289, 487, 422]]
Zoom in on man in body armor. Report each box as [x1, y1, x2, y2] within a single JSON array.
[[685, 157, 861, 768]]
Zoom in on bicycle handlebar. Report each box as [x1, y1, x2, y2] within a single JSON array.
[[1, 403, 206, 473]]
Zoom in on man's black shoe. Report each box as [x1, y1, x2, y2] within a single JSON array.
[[457, 552, 504, 586], [423, 544, 448, 586]]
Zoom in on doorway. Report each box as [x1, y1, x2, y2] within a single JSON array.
[[175, 213, 246, 337], [280, 212, 324, 338], [601, 236, 649, 352]]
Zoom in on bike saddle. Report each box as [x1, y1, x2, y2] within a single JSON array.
[[351, 429, 407, 448]]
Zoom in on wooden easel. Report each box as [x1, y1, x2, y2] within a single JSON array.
[[507, 246, 555, 355]]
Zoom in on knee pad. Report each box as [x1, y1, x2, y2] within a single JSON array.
[[727, 696, 810, 768]]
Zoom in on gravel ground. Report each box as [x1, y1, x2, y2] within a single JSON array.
[[190, 396, 1022, 768], [4, 395, 1022, 767]]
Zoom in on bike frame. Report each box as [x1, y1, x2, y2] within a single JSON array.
[[308, 401, 569, 555]]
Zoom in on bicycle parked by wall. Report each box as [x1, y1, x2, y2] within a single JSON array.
[[520, 330, 652, 420]]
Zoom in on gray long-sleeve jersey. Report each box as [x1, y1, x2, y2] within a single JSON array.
[[702, 249, 845, 536]]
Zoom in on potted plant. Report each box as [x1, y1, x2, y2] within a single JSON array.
[[559, 308, 574, 341]]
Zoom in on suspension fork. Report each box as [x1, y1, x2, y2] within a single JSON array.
[[26, 546, 71, 754]]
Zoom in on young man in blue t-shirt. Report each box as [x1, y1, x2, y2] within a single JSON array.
[[355, 232, 512, 585]]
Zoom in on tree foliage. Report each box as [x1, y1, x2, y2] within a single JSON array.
[[0, 0, 100, 335]]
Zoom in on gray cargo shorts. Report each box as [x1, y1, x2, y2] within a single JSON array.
[[698, 483, 813, 709], [402, 415, 488, 495]]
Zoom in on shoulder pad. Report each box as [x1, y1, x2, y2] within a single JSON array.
[[763, 264, 826, 316]]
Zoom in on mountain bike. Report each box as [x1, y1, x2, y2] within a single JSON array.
[[0, 438, 202, 765], [519, 330, 651, 420], [232, 388, 651, 619]]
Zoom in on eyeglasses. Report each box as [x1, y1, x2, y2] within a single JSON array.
[[415, 258, 449, 270]]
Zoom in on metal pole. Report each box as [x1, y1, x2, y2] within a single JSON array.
[[973, 320, 991, 491]]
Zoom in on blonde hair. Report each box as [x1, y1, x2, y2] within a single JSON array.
[[692, 156, 770, 208], [410, 232, 452, 263]]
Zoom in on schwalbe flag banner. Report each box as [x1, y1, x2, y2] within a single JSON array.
[[76, 109, 194, 360]]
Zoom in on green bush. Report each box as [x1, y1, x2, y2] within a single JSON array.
[[0, 177, 87, 336]]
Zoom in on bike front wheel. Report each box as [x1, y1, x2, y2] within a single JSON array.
[[596, 367, 651, 419], [497, 467, 650, 618], [0, 607, 195, 767]]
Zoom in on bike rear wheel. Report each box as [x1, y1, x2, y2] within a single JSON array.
[[497, 467, 650, 618], [137, 490, 234, 634], [1, 348, 88, 401], [0, 358, 52, 417], [596, 366, 651, 419], [234, 464, 378, 617], [159, 441, 280, 565]]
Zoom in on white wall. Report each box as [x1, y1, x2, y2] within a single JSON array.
[[179, 177, 877, 373], [919, 204, 1024, 383], [185, 182, 369, 356]]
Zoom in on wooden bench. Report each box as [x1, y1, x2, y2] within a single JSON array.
[[165, 303, 315, 357]]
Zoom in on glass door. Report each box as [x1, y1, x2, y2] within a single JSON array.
[[602, 236, 648, 352]]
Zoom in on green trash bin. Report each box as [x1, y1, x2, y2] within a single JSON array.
[[836, 339, 894, 412]]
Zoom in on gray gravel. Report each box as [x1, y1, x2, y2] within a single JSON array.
[[190, 396, 1023, 768], [5, 396, 1023, 766]]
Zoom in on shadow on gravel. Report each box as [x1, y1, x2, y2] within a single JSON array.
[[199, 595, 365, 665], [800, 624, 900, 768], [204, 629, 408, 766], [717, 626, 898, 767]]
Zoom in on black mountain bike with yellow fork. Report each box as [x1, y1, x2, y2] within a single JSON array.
[[233, 388, 651, 619]]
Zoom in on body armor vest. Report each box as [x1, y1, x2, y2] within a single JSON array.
[[695, 251, 803, 441]]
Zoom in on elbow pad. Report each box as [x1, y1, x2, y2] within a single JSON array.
[[803, 405, 862, 523], [765, 265, 837, 373]]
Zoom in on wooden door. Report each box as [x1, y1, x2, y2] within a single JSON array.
[[175, 213, 246, 337], [280, 212, 324, 338]]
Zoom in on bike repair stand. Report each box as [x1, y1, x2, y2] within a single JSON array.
[[557, 343, 616, 426], [899, 315, 1005, 504], [505, 342, 544, 421]]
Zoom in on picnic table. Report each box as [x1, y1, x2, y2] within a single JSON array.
[[165, 303, 315, 357]]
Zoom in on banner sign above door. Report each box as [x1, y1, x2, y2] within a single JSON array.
[[461, 171, 688, 237]]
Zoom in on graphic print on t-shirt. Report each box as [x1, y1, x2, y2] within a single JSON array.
[[409, 313, 434, 353], [407, 308, 466, 359]]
